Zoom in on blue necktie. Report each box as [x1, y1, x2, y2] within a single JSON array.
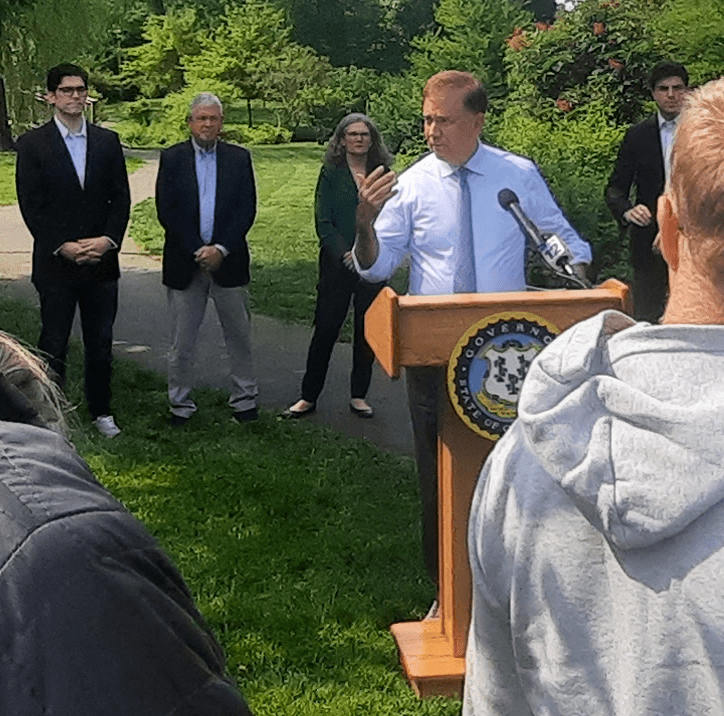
[[454, 166, 476, 293]]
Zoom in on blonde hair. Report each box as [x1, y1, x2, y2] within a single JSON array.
[[0, 332, 68, 434], [669, 78, 724, 276]]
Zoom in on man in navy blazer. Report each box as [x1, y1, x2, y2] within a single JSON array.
[[15, 63, 130, 438], [605, 61, 688, 322], [156, 93, 259, 425]]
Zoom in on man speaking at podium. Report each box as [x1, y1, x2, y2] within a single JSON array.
[[353, 70, 592, 598], [465, 79, 724, 715]]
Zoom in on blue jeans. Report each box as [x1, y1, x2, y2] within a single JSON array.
[[37, 280, 118, 418]]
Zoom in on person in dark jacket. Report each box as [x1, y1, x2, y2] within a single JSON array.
[[156, 92, 258, 425], [605, 61, 689, 322], [284, 114, 392, 419], [0, 330, 252, 715], [15, 62, 130, 438]]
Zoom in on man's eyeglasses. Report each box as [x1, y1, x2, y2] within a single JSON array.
[[56, 86, 88, 97]]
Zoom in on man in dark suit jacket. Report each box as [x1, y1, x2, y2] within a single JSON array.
[[605, 61, 688, 322], [156, 92, 258, 425], [15, 63, 130, 437]]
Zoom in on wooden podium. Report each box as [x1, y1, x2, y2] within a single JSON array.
[[365, 279, 630, 698]]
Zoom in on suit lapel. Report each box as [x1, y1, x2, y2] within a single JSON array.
[[647, 114, 665, 179]]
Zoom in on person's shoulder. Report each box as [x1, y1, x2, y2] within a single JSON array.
[[160, 139, 193, 159], [16, 121, 55, 148], [625, 114, 658, 137], [0, 422, 124, 526], [218, 140, 251, 161], [88, 122, 118, 137], [479, 142, 537, 174]]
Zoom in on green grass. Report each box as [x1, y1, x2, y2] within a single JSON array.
[[0, 153, 16, 205], [0, 289, 455, 716], [0, 152, 145, 206]]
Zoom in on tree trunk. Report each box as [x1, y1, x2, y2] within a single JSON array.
[[0, 76, 15, 150], [247, 98, 253, 127]]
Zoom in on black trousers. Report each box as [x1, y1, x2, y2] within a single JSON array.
[[301, 251, 384, 403], [37, 280, 118, 418], [632, 253, 668, 323], [405, 365, 442, 586]]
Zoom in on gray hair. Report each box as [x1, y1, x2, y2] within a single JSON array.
[[188, 92, 223, 119]]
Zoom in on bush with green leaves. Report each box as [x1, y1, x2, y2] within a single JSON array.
[[489, 99, 628, 281], [222, 123, 292, 146]]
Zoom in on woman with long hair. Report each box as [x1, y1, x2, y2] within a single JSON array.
[[284, 113, 393, 418]]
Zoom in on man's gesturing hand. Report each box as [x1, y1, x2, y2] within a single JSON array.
[[356, 166, 397, 225], [354, 166, 396, 270]]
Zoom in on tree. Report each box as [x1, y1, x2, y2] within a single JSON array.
[[0, 0, 134, 144], [121, 8, 201, 97], [285, 0, 436, 73], [409, 0, 530, 106]]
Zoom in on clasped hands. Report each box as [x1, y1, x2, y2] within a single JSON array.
[[623, 204, 652, 227], [194, 244, 223, 273], [59, 237, 113, 265]]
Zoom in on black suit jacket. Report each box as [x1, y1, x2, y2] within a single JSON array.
[[156, 140, 257, 290], [605, 114, 665, 269], [15, 120, 130, 287]]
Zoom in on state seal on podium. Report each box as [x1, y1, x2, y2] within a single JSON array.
[[447, 312, 560, 441]]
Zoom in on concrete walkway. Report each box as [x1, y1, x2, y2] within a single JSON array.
[[0, 153, 414, 455]]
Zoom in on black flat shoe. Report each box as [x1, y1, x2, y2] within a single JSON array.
[[349, 400, 374, 418], [282, 401, 316, 418]]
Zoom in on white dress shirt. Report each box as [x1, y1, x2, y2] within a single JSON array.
[[658, 113, 679, 184], [357, 142, 592, 295], [54, 116, 86, 188]]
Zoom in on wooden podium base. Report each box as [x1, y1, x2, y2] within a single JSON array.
[[390, 620, 465, 699]]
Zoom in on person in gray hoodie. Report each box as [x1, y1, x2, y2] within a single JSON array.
[[464, 77, 724, 715]]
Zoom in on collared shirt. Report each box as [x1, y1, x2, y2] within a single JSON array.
[[192, 138, 217, 244], [357, 142, 592, 295], [54, 116, 87, 188], [658, 112, 679, 184]]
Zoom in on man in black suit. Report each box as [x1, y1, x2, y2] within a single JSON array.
[[15, 63, 130, 437], [156, 92, 258, 425], [605, 61, 688, 322]]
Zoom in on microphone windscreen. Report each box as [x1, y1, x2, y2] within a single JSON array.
[[498, 188, 519, 210]]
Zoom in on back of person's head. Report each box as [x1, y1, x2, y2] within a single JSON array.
[[423, 71, 488, 115], [649, 61, 689, 90], [669, 78, 724, 280], [0, 332, 67, 433], [46, 63, 88, 93]]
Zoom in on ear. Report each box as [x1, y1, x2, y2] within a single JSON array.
[[657, 194, 680, 272], [475, 112, 485, 135]]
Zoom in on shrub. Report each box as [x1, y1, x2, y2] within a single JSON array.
[[222, 123, 292, 145]]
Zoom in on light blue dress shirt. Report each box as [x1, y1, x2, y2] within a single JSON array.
[[357, 142, 592, 296], [54, 116, 86, 188], [193, 138, 217, 244]]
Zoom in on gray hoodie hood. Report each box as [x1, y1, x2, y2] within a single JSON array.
[[517, 310, 724, 551]]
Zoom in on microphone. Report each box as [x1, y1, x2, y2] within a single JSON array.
[[498, 188, 586, 286]]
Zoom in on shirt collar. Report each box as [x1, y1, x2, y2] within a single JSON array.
[[191, 137, 217, 155], [54, 115, 87, 138], [436, 141, 485, 178], [658, 112, 679, 129]]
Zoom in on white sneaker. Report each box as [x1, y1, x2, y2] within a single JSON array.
[[93, 415, 121, 438]]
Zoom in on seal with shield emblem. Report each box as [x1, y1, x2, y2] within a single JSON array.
[[447, 312, 560, 441]]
